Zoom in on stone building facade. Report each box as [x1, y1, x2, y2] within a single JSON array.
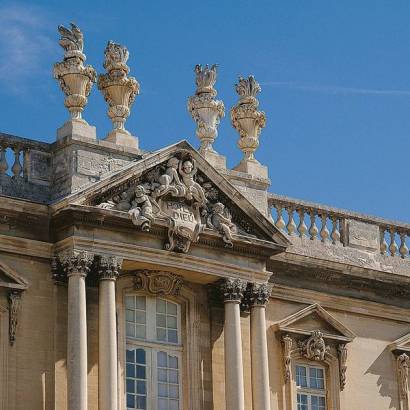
[[0, 24, 409, 410]]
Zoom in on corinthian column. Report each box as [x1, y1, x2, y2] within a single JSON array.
[[59, 250, 94, 410], [98, 256, 123, 410], [221, 278, 247, 410], [249, 283, 271, 410]]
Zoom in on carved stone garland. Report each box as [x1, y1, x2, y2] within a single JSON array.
[[397, 353, 410, 399], [133, 270, 183, 297], [96, 151, 239, 253], [282, 330, 349, 391], [8, 290, 22, 345]]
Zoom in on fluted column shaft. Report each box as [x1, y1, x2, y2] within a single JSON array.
[[221, 278, 247, 410], [60, 250, 93, 410], [250, 283, 271, 410], [98, 256, 122, 410]]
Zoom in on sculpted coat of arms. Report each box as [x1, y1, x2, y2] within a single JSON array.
[[97, 151, 238, 252]]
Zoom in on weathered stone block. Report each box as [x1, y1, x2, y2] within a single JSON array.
[[346, 219, 380, 251], [57, 119, 97, 140]]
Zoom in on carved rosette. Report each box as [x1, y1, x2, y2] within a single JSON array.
[[57, 250, 94, 278], [220, 278, 247, 303], [97, 41, 140, 136], [230, 76, 266, 161], [133, 270, 183, 296], [8, 290, 22, 345], [397, 353, 410, 399], [53, 23, 96, 121], [188, 64, 225, 153], [98, 255, 123, 281], [248, 282, 271, 307]]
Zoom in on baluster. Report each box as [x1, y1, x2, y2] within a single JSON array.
[[399, 232, 409, 259], [389, 227, 398, 256], [320, 213, 330, 242], [0, 145, 8, 176], [11, 146, 22, 178], [330, 216, 341, 245], [380, 228, 387, 255], [275, 204, 286, 231], [23, 148, 30, 180], [308, 210, 319, 240], [286, 207, 297, 236], [297, 208, 307, 237]]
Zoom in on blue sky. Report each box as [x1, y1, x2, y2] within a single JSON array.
[[0, 1, 409, 222]]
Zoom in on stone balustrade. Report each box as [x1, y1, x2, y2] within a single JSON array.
[[268, 193, 410, 259], [0, 133, 50, 179]]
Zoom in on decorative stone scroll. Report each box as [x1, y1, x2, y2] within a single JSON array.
[[188, 64, 225, 153], [133, 270, 183, 296], [282, 334, 293, 383], [338, 344, 348, 391], [96, 150, 238, 252], [53, 23, 96, 121], [8, 290, 22, 345], [299, 330, 330, 361]]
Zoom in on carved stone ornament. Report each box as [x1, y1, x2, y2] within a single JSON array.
[[97, 41, 140, 137], [188, 64, 225, 153], [8, 290, 22, 345], [57, 250, 94, 278], [220, 278, 247, 303], [282, 334, 293, 383], [98, 255, 123, 281], [53, 23, 96, 121], [299, 330, 330, 361], [338, 344, 348, 391], [230, 76, 266, 161], [248, 282, 271, 307], [96, 151, 238, 253], [133, 270, 183, 296], [397, 353, 410, 399]]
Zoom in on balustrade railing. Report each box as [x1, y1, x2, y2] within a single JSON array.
[[0, 133, 50, 180], [268, 193, 410, 259]]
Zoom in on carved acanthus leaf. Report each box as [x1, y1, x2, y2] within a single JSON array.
[[397, 353, 410, 399], [299, 330, 330, 361]]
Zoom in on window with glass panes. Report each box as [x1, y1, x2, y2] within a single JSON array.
[[296, 364, 327, 410], [125, 294, 182, 410]]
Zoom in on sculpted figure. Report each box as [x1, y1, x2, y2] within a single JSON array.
[[207, 202, 237, 247], [128, 185, 154, 231], [153, 157, 185, 198], [179, 159, 206, 205], [116, 191, 132, 211]]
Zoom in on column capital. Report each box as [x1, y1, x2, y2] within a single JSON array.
[[98, 255, 123, 281], [58, 250, 94, 278], [248, 282, 271, 307], [220, 278, 247, 303]]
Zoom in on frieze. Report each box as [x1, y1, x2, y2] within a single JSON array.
[[94, 150, 248, 253]]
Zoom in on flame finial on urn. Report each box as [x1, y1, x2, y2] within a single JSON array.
[[97, 41, 140, 148], [231, 75, 266, 162], [53, 23, 96, 126], [188, 64, 225, 154]]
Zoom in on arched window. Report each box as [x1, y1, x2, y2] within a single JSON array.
[[125, 294, 182, 410]]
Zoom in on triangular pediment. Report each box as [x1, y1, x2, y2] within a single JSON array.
[[59, 141, 290, 253], [0, 260, 29, 290], [276, 304, 355, 343], [390, 332, 410, 354]]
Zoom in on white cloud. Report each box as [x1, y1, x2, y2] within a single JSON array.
[[0, 4, 56, 95], [261, 81, 410, 97]]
